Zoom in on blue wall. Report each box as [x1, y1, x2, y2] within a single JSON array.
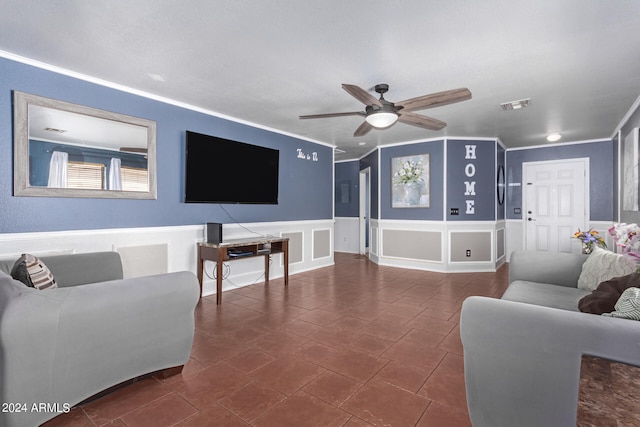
[[0, 57, 333, 233], [446, 140, 495, 221], [505, 140, 614, 221], [497, 144, 506, 221], [380, 140, 444, 220], [334, 160, 359, 217], [336, 140, 501, 222]]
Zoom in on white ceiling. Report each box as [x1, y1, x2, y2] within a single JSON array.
[[1, 0, 640, 160]]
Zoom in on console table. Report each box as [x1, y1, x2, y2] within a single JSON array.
[[197, 236, 289, 304]]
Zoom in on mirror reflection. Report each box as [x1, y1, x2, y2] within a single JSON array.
[[14, 91, 157, 199]]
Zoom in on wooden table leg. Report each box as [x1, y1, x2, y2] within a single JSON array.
[[197, 246, 204, 298], [283, 239, 289, 287], [264, 254, 270, 285], [216, 247, 225, 305]]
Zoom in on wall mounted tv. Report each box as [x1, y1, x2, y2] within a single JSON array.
[[185, 131, 279, 204]]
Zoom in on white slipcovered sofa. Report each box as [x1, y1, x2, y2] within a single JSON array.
[[0, 251, 200, 427], [460, 249, 640, 427]]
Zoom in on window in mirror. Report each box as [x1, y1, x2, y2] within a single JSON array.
[[67, 161, 105, 190]]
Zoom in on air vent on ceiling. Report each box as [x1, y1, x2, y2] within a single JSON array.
[[500, 98, 531, 111], [44, 127, 66, 133]]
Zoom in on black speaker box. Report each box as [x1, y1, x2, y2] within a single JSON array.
[[206, 222, 223, 244]]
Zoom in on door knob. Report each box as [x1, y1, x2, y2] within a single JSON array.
[[528, 218, 535, 221]]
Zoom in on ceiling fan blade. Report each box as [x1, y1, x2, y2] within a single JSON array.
[[299, 111, 364, 119], [398, 111, 446, 130], [342, 84, 383, 107], [353, 121, 373, 137], [396, 88, 472, 111]]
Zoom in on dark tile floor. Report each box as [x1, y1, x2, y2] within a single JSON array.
[[44, 252, 510, 427]]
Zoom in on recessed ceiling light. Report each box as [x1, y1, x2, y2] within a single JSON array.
[[358, 142, 366, 146], [500, 98, 531, 111], [547, 133, 562, 142]]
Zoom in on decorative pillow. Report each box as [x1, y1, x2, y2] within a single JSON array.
[[603, 287, 640, 320], [577, 246, 637, 291], [579, 273, 640, 314], [10, 253, 58, 290]]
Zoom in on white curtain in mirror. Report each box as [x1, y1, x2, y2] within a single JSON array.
[[109, 158, 122, 190], [47, 151, 68, 188]]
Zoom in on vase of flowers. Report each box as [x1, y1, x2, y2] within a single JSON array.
[[573, 228, 607, 254], [394, 159, 424, 206]]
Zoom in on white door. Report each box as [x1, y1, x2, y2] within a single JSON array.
[[359, 168, 370, 256], [524, 159, 588, 253]]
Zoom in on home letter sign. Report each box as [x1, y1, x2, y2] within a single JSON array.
[[464, 144, 476, 214]]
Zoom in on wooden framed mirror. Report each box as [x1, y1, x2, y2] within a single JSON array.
[[13, 91, 157, 199]]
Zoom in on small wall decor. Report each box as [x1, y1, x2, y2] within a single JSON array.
[[297, 148, 318, 161], [497, 165, 505, 205], [337, 181, 351, 203], [391, 154, 430, 208]]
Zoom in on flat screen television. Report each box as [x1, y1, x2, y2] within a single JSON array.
[[185, 131, 279, 204]]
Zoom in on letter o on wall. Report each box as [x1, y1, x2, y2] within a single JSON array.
[[465, 163, 476, 177]]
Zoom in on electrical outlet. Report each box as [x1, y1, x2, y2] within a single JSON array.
[[514, 208, 521, 215], [450, 208, 459, 215], [466, 249, 471, 257]]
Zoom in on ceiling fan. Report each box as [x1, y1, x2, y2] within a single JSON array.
[[299, 83, 472, 137]]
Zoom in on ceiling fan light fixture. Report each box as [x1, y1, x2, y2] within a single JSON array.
[[365, 111, 398, 128]]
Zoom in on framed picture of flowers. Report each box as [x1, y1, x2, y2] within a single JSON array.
[[391, 154, 430, 208]]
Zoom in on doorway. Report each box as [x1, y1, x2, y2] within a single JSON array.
[[359, 168, 371, 256], [523, 158, 588, 253]]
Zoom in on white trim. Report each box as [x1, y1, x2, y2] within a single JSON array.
[[506, 138, 610, 152], [0, 49, 335, 150], [359, 167, 371, 256], [611, 92, 640, 139], [496, 223, 507, 263], [617, 129, 622, 221], [375, 219, 503, 272], [0, 220, 334, 296], [334, 159, 359, 164], [0, 224, 203, 241], [357, 146, 380, 161], [334, 217, 360, 253], [379, 136, 497, 151], [443, 138, 448, 221]]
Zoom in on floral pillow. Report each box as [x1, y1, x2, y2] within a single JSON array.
[[577, 246, 636, 291]]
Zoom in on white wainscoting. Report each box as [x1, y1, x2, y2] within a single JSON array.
[[0, 219, 334, 297], [376, 220, 504, 273], [334, 217, 360, 253]]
